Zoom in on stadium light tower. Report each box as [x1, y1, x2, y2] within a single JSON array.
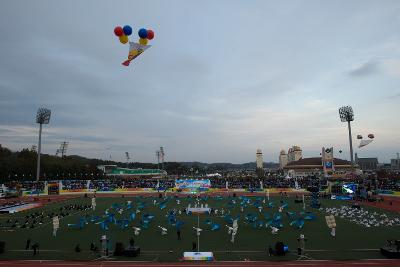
[[339, 106, 354, 166], [156, 150, 160, 169], [36, 107, 51, 182], [160, 146, 165, 170]]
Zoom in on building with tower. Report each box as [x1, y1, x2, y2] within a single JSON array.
[[283, 157, 352, 178], [256, 149, 264, 178], [256, 149, 263, 169], [282, 147, 354, 178], [279, 146, 303, 169], [287, 146, 303, 163], [391, 153, 400, 171]]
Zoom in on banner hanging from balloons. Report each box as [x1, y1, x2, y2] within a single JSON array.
[[113, 25, 155, 66], [122, 42, 151, 66], [357, 133, 375, 148]]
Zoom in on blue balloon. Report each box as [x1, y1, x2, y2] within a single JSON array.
[[138, 28, 148, 38], [123, 25, 132, 36]]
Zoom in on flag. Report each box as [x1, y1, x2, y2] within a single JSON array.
[[325, 215, 336, 228]]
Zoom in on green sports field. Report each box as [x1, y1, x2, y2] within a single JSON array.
[[0, 195, 399, 262]]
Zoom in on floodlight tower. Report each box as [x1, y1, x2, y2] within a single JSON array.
[[35, 107, 51, 182], [125, 152, 131, 167], [160, 146, 165, 170], [125, 152, 130, 162], [156, 150, 160, 169], [339, 106, 354, 166], [56, 141, 68, 157]]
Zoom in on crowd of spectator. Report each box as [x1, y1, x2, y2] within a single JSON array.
[[1, 175, 399, 192], [208, 176, 324, 189], [2, 181, 46, 191], [2, 178, 176, 192], [376, 179, 400, 191], [62, 180, 87, 190]]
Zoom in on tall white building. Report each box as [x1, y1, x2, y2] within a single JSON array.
[[256, 149, 263, 169], [279, 150, 288, 168]]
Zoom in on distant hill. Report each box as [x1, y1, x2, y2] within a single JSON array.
[[178, 162, 279, 170], [0, 144, 278, 180]]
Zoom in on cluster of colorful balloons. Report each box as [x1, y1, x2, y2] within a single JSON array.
[[137, 28, 154, 45], [114, 25, 132, 44], [113, 25, 155, 45]]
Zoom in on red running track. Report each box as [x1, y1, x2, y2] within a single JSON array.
[[357, 195, 400, 213]]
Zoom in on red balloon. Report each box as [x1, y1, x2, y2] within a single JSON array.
[[147, 29, 155, 40], [114, 26, 124, 37]]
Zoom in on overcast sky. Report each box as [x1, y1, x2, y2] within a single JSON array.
[[0, 0, 399, 163]]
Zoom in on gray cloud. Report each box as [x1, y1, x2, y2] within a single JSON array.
[[0, 0, 400, 163], [348, 61, 379, 77]]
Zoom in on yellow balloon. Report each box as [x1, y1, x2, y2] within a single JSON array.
[[119, 35, 129, 44], [139, 38, 148, 45]]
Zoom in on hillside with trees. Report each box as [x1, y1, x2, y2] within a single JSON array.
[[0, 144, 277, 181]]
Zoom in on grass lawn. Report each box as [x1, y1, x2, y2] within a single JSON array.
[[0, 194, 399, 261]]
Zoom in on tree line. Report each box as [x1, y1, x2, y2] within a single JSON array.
[[0, 144, 279, 182], [0, 145, 206, 181]]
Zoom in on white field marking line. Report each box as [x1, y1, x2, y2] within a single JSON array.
[[9, 249, 63, 252], [215, 249, 382, 252], [0, 261, 399, 267], [207, 250, 266, 253], [360, 258, 400, 262], [4, 258, 400, 263], [24, 264, 392, 267], [11, 261, 83, 266], [2, 248, 382, 254], [14, 258, 399, 263], [351, 249, 380, 251], [342, 264, 392, 266], [0, 265, 331, 267], [305, 248, 380, 252], [5, 260, 175, 264], [0, 264, 364, 267], [128, 249, 381, 253], [1, 249, 315, 254], [108, 259, 400, 266], [105, 265, 320, 267]]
